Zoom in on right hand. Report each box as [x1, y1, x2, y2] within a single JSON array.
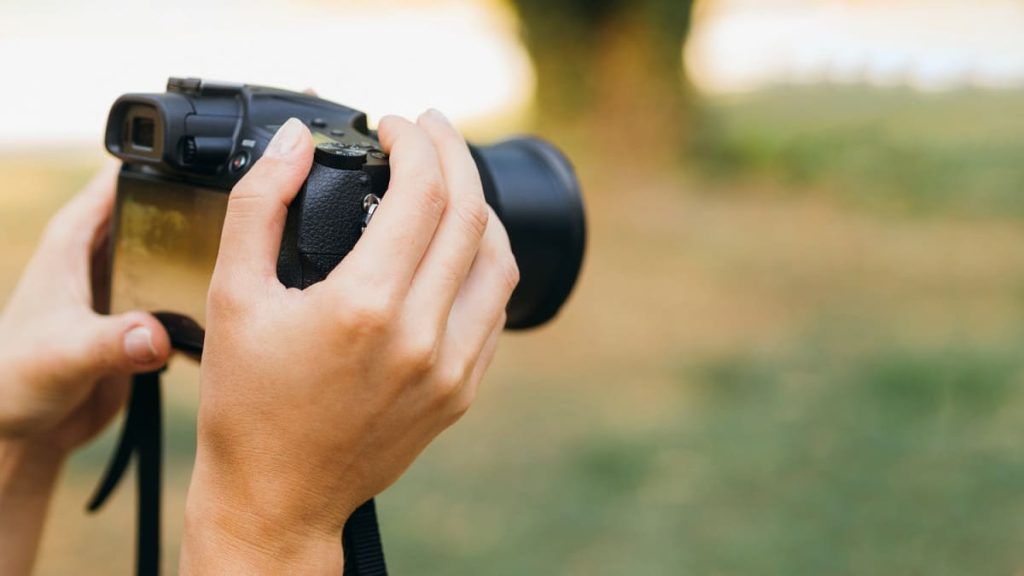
[[180, 112, 518, 573]]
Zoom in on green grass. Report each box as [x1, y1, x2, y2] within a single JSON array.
[[696, 86, 1024, 216], [374, 337, 1024, 575], [676, 343, 1024, 574]]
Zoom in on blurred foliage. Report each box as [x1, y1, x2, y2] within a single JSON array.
[[695, 86, 1024, 216]]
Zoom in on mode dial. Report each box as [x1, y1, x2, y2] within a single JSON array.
[[314, 142, 369, 171]]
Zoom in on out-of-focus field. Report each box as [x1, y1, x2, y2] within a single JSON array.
[[6, 87, 1024, 574]]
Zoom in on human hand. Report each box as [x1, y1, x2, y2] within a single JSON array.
[[180, 112, 518, 573], [0, 163, 172, 455]]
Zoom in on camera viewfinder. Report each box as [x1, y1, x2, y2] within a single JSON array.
[[131, 117, 155, 150]]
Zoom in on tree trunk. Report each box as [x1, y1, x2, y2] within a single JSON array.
[[512, 1, 695, 168]]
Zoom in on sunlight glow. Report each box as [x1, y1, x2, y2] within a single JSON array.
[[0, 0, 534, 146], [688, 0, 1024, 94]]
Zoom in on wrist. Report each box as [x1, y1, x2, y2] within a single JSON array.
[[0, 350, 37, 438], [0, 439, 64, 576], [0, 438, 65, 494], [180, 457, 344, 575]]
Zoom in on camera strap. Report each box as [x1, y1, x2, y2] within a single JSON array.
[[87, 371, 162, 575], [88, 371, 389, 575]]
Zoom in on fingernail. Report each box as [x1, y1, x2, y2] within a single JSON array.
[[124, 326, 157, 364], [265, 118, 305, 158]]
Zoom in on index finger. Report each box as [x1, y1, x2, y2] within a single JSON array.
[[326, 116, 448, 300]]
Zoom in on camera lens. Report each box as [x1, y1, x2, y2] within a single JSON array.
[[471, 138, 586, 330], [131, 117, 155, 150]]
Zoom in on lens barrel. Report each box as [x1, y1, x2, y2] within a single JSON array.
[[471, 138, 586, 330]]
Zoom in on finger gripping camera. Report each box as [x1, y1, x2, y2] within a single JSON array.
[[103, 78, 586, 351]]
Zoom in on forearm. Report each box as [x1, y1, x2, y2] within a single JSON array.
[[0, 440, 64, 576]]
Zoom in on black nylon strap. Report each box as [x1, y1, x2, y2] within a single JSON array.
[[87, 371, 162, 575], [88, 371, 388, 576], [135, 374, 162, 575], [344, 499, 388, 575]]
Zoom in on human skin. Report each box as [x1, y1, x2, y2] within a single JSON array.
[[0, 163, 173, 576], [176, 111, 519, 573]]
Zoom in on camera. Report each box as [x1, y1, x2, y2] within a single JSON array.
[[102, 78, 586, 351]]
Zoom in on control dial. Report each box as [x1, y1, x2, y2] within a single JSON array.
[[314, 142, 370, 170]]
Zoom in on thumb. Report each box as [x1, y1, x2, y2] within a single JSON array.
[[77, 311, 173, 377]]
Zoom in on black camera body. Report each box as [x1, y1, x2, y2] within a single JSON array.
[[105, 78, 585, 351], [99, 78, 585, 574]]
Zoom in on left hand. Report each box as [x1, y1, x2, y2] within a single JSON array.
[[0, 162, 171, 456]]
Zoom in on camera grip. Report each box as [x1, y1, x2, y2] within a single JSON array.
[[278, 162, 374, 289]]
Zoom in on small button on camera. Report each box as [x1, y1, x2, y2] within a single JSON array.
[[362, 193, 381, 232], [229, 151, 250, 172], [311, 118, 327, 128]]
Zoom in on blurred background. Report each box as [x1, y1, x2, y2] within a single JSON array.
[[4, 0, 1024, 573]]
